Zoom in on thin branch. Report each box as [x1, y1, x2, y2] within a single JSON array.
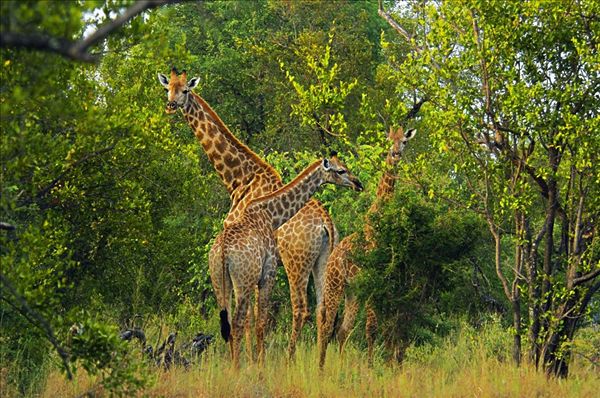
[[0, 273, 73, 379], [403, 96, 428, 122], [0, 222, 16, 231], [574, 267, 600, 286], [34, 144, 116, 201], [378, 1, 441, 70], [0, 0, 182, 63]]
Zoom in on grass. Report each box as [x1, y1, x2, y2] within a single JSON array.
[[35, 320, 600, 398]]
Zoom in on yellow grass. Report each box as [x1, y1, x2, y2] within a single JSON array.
[[37, 341, 599, 398]]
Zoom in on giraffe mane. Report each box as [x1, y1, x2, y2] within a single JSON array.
[[189, 92, 282, 181]]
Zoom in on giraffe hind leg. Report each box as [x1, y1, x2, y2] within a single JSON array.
[[231, 294, 250, 369], [281, 224, 323, 359], [365, 304, 378, 366], [317, 263, 345, 368], [255, 258, 276, 365], [337, 292, 359, 355]]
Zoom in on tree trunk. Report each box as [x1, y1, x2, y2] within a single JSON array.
[[525, 218, 542, 366], [512, 298, 522, 365]]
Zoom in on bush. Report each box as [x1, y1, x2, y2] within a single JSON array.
[[353, 187, 494, 357]]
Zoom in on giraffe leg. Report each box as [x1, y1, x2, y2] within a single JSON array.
[[317, 258, 345, 369], [255, 257, 276, 365], [338, 292, 359, 356], [281, 248, 313, 359], [312, 223, 336, 307], [231, 294, 250, 369], [365, 304, 378, 366], [245, 296, 255, 363], [278, 215, 323, 359], [286, 276, 304, 359]]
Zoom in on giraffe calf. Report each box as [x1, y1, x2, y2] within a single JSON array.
[[318, 127, 416, 368]]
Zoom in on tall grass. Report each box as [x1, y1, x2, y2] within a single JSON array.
[[34, 317, 599, 398]]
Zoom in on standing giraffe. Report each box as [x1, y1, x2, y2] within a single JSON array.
[[211, 155, 363, 367], [317, 126, 416, 368], [158, 68, 340, 357]]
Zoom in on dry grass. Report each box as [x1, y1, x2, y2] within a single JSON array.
[[36, 341, 599, 398]]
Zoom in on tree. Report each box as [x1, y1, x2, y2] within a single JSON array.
[[1, 1, 210, 393], [0, 0, 180, 62], [379, 0, 599, 377]]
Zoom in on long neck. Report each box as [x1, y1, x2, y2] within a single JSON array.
[[368, 153, 399, 216], [364, 154, 400, 244], [182, 92, 281, 194], [247, 161, 324, 230]]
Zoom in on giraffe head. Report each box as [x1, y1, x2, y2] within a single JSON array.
[[157, 68, 200, 114], [321, 152, 363, 191], [387, 126, 417, 162]]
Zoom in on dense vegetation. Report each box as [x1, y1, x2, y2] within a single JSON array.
[[1, 1, 598, 396]]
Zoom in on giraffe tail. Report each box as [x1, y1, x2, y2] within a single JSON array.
[[220, 310, 231, 343], [219, 231, 231, 343]]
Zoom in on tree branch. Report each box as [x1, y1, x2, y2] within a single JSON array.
[[573, 267, 600, 286], [35, 144, 116, 201], [0, 222, 16, 231], [403, 96, 428, 122], [0, 0, 182, 63], [0, 273, 73, 379]]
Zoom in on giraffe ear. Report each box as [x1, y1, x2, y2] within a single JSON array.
[[187, 77, 200, 90], [387, 126, 395, 139], [405, 128, 417, 140], [322, 158, 331, 171], [158, 73, 169, 88]]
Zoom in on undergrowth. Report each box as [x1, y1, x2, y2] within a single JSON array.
[[28, 316, 600, 398]]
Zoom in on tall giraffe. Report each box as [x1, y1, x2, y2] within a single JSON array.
[[211, 155, 363, 367], [317, 126, 416, 368], [158, 68, 340, 357]]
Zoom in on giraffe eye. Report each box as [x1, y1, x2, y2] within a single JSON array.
[[183, 89, 189, 94], [336, 169, 347, 175]]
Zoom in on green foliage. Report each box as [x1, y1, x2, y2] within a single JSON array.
[[69, 319, 146, 395], [353, 186, 494, 351], [1, 0, 598, 393]]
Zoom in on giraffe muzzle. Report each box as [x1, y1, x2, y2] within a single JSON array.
[[353, 179, 364, 192], [165, 101, 178, 114]]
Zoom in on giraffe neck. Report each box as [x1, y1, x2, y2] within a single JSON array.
[[364, 154, 400, 244], [368, 154, 400, 215], [182, 92, 281, 194], [247, 160, 324, 230]]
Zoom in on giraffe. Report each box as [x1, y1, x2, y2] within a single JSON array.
[[211, 155, 363, 367], [317, 126, 416, 368], [158, 68, 340, 357]]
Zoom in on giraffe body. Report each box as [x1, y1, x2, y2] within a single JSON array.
[[159, 70, 341, 357], [317, 127, 416, 368], [210, 157, 363, 367]]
